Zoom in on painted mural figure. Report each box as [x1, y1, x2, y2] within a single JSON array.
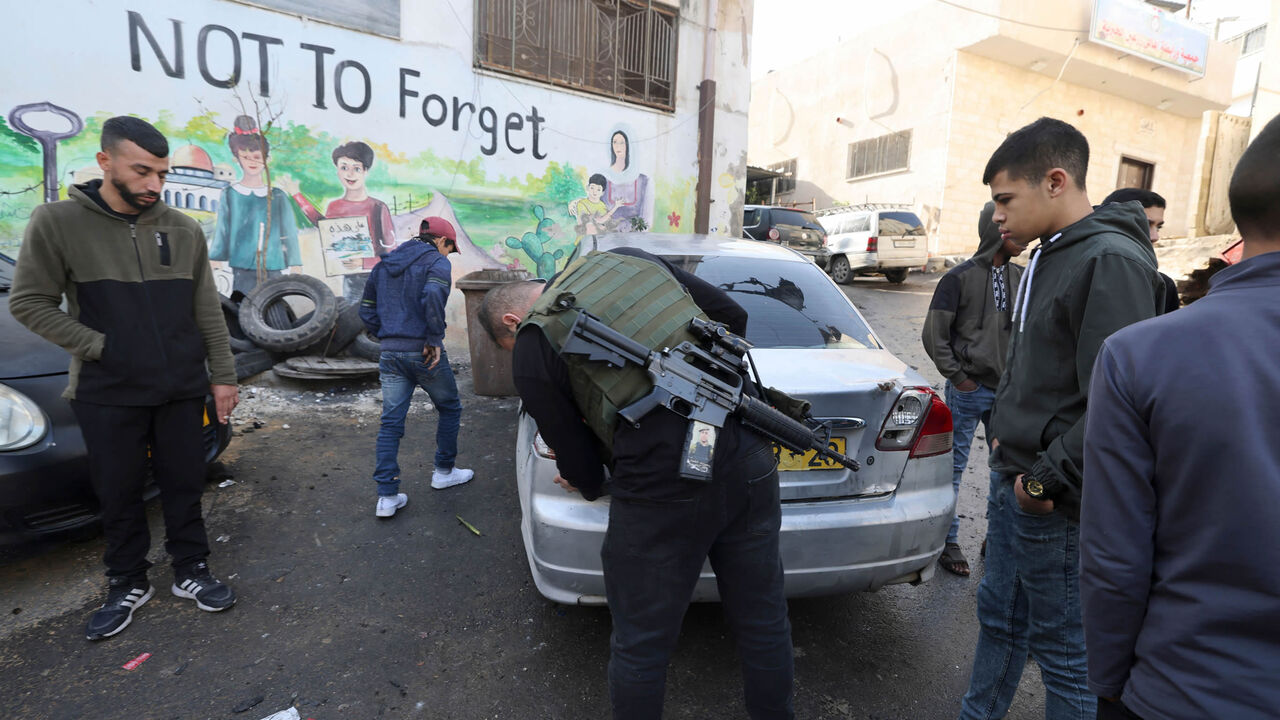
[[209, 116, 302, 296], [568, 173, 619, 235], [602, 130, 651, 231], [282, 141, 396, 298]]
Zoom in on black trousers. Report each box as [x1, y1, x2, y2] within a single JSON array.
[[602, 441, 794, 720], [71, 397, 210, 581], [1098, 698, 1144, 720]]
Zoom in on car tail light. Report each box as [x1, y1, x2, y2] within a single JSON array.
[[866, 237, 878, 252], [768, 227, 780, 241], [533, 432, 556, 459], [875, 387, 952, 458]]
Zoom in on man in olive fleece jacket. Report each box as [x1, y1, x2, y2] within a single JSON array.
[[956, 117, 1164, 720], [9, 116, 239, 641], [921, 201, 1025, 576]]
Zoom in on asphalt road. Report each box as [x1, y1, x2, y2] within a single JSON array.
[[0, 271, 1048, 720]]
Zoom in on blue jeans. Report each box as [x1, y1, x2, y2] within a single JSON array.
[[373, 350, 462, 496], [944, 382, 996, 544], [958, 472, 1093, 720]]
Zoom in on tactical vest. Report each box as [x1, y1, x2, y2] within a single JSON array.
[[521, 251, 708, 454]]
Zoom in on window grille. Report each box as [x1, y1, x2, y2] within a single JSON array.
[[477, 0, 678, 110], [1240, 26, 1266, 56], [767, 159, 797, 195], [846, 130, 912, 180]]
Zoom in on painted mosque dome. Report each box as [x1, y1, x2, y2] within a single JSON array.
[[171, 145, 214, 175]]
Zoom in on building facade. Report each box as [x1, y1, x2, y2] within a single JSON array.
[[1, 0, 753, 346], [747, 0, 1236, 258]]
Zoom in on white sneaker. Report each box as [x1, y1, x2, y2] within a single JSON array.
[[431, 467, 474, 490], [375, 493, 408, 518]]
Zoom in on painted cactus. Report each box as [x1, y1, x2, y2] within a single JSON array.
[[505, 205, 564, 279]]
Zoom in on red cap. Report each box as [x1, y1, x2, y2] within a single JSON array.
[[418, 216, 457, 244]]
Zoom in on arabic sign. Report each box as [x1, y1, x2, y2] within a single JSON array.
[[1090, 0, 1209, 77]]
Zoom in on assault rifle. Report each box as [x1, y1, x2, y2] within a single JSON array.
[[553, 294, 859, 473]]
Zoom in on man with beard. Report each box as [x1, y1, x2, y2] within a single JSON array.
[[10, 116, 239, 640]]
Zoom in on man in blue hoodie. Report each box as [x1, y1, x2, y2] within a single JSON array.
[[359, 217, 473, 518], [956, 118, 1164, 720], [1081, 115, 1280, 720]]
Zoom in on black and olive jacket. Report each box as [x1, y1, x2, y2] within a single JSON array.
[[9, 181, 235, 404]]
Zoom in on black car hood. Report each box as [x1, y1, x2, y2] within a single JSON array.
[[1, 293, 71, 379]]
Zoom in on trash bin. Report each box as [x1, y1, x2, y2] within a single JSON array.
[[457, 269, 533, 396]]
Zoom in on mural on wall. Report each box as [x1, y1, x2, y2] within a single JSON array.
[[1, 1, 700, 343]]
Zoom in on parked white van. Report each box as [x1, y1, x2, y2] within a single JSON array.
[[816, 204, 929, 284]]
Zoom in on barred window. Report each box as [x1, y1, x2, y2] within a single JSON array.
[[232, 0, 399, 37], [768, 159, 796, 194], [846, 130, 912, 180], [1241, 26, 1266, 56], [476, 0, 678, 111]]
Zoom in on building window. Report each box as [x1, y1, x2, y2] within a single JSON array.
[[231, 0, 400, 37], [1117, 156, 1155, 190], [768, 159, 797, 195], [476, 0, 679, 111], [847, 130, 912, 180], [1240, 26, 1266, 56]]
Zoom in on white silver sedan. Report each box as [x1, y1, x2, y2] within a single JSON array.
[[515, 234, 953, 604]]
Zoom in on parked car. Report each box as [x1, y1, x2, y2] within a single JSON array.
[[0, 254, 232, 545], [514, 233, 954, 604], [741, 205, 830, 268], [816, 204, 929, 284]]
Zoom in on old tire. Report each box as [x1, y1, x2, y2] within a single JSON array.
[[219, 294, 257, 353], [239, 275, 339, 353], [234, 348, 275, 380], [829, 255, 852, 285], [350, 330, 381, 361], [294, 299, 365, 357], [884, 268, 908, 284]]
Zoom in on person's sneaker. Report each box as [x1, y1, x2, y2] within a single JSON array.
[[431, 467, 474, 490], [85, 578, 153, 641], [376, 493, 409, 518], [171, 561, 236, 612]]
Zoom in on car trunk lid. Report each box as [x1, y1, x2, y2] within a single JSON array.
[[749, 347, 915, 501]]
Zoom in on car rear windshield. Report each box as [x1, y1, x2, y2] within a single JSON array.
[[878, 211, 925, 236], [668, 255, 879, 350], [770, 209, 820, 228]]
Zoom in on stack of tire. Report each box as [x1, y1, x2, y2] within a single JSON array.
[[221, 275, 381, 381]]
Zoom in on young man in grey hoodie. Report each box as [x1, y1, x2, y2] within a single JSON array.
[[956, 117, 1164, 720], [921, 202, 1026, 576], [1081, 114, 1280, 720]]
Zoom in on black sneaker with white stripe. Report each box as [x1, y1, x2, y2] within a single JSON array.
[[171, 561, 236, 612], [86, 578, 154, 641]]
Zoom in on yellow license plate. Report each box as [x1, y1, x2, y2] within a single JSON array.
[[776, 437, 847, 471]]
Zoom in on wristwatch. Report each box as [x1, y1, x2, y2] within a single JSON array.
[[1021, 473, 1060, 500]]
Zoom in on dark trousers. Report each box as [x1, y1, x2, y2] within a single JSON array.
[[601, 444, 794, 720], [1097, 699, 1143, 720], [71, 398, 210, 581]]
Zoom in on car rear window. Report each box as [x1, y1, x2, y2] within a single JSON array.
[[819, 213, 871, 235], [743, 208, 761, 227], [668, 255, 879, 350], [770, 209, 819, 227], [877, 211, 925, 236]]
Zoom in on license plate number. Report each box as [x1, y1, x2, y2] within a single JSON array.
[[893, 239, 915, 248], [775, 437, 847, 471]]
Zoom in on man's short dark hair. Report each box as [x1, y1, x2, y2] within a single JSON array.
[[332, 141, 375, 169], [982, 117, 1089, 190], [588, 173, 608, 190], [101, 116, 169, 158], [1228, 114, 1280, 240], [477, 280, 541, 342], [1103, 188, 1166, 209]]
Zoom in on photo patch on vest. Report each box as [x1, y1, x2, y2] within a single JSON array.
[[679, 420, 717, 483], [155, 231, 171, 266]]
